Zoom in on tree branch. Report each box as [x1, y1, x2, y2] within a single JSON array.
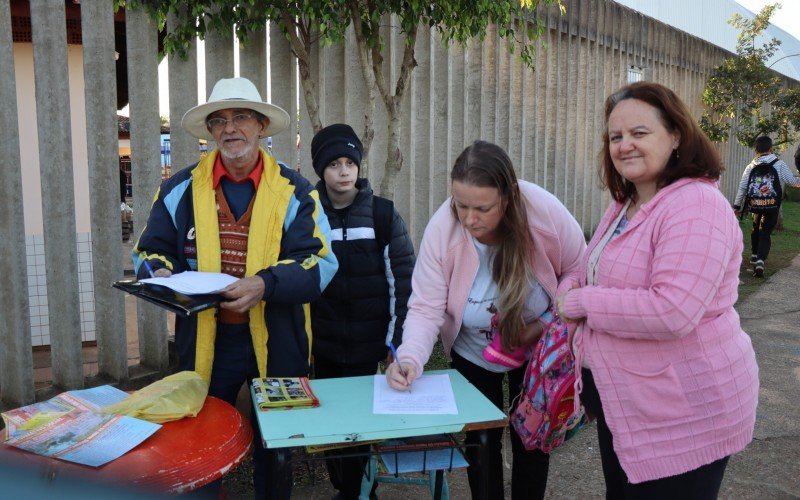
[[393, 22, 418, 106], [278, 6, 322, 132]]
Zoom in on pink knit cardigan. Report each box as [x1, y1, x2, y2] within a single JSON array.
[[561, 177, 759, 483], [398, 180, 586, 376]]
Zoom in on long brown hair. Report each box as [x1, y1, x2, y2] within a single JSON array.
[[451, 141, 533, 351], [600, 82, 723, 202]]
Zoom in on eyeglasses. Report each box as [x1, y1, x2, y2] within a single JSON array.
[[206, 113, 257, 131]]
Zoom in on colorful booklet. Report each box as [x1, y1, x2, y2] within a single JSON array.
[[252, 377, 319, 411], [1, 386, 161, 467]]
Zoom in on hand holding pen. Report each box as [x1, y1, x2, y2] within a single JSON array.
[[387, 342, 416, 392], [142, 259, 172, 278], [142, 260, 156, 278]]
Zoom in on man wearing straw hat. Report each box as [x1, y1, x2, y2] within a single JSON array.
[[133, 77, 338, 498]]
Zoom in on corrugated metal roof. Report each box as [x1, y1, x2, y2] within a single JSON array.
[[612, 0, 800, 81]]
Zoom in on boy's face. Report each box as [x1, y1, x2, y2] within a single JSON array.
[[323, 157, 359, 195]]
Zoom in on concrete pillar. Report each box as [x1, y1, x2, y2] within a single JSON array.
[[465, 39, 483, 144], [30, 0, 84, 390], [594, 0, 611, 230], [586, 0, 603, 232], [0, 0, 35, 406], [81, 0, 127, 381], [542, 22, 558, 193], [126, 6, 168, 372], [551, 4, 567, 203], [204, 21, 234, 94], [268, 22, 299, 171], [513, 27, 526, 180], [519, 24, 536, 183], [495, 32, 511, 154], [481, 24, 498, 143], [321, 43, 345, 123], [239, 28, 269, 150], [532, 18, 547, 187], [574, 0, 590, 230], [447, 41, 466, 195], [204, 16, 234, 152], [431, 30, 451, 214], [239, 29, 267, 96], [167, 11, 200, 172], [342, 25, 370, 175], [563, 1, 579, 215], [409, 24, 432, 245]]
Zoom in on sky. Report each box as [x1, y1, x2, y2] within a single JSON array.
[[734, 0, 800, 40]]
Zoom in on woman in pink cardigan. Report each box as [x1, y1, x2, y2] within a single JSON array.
[[387, 141, 585, 499], [557, 82, 759, 499]]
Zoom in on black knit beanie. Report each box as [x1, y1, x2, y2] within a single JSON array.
[[310, 124, 363, 178]]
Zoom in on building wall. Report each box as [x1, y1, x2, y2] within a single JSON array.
[[14, 42, 95, 346], [614, 0, 800, 81]]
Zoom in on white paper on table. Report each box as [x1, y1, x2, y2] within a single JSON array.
[[373, 374, 458, 415], [139, 271, 238, 295]]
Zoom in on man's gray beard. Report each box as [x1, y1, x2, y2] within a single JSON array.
[[220, 141, 256, 162]]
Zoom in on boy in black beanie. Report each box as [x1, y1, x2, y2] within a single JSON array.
[[310, 124, 416, 499]]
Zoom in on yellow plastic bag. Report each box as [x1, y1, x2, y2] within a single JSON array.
[[102, 371, 209, 423]]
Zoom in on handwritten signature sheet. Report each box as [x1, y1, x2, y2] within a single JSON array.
[[140, 271, 238, 295], [373, 374, 458, 415]]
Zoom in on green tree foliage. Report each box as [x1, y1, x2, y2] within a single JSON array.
[[701, 3, 800, 149], [122, 0, 564, 193]]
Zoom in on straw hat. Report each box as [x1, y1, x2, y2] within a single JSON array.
[[181, 77, 290, 141]]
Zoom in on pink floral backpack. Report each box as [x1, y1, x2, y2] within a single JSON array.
[[510, 308, 585, 453]]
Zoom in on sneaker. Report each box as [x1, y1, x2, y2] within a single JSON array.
[[749, 254, 758, 264], [753, 260, 765, 277]]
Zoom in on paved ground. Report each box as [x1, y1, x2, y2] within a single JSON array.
[[282, 255, 800, 499]]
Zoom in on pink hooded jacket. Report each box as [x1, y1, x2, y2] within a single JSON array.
[[397, 180, 586, 375], [561, 177, 759, 483]]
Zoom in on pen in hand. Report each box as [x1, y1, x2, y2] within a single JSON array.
[[388, 342, 411, 393], [142, 260, 156, 278]]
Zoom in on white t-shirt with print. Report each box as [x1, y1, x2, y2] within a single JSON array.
[[452, 238, 550, 373]]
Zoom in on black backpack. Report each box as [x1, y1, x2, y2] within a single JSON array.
[[745, 158, 781, 214], [794, 144, 800, 170], [372, 196, 394, 250]]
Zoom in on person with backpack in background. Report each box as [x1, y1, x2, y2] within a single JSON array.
[[309, 123, 415, 500], [558, 82, 758, 499], [794, 142, 800, 171], [733, 135, 800, 277], [386, 140, 586, 499]]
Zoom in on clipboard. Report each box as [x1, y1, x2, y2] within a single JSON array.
[[112, 278, 222, 317]]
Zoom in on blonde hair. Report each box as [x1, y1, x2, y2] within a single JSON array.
[[451, 141, 533, 351]]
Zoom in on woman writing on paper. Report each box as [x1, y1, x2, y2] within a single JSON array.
[[557, 82, 759, 498], [386, 140, 585, 499]]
